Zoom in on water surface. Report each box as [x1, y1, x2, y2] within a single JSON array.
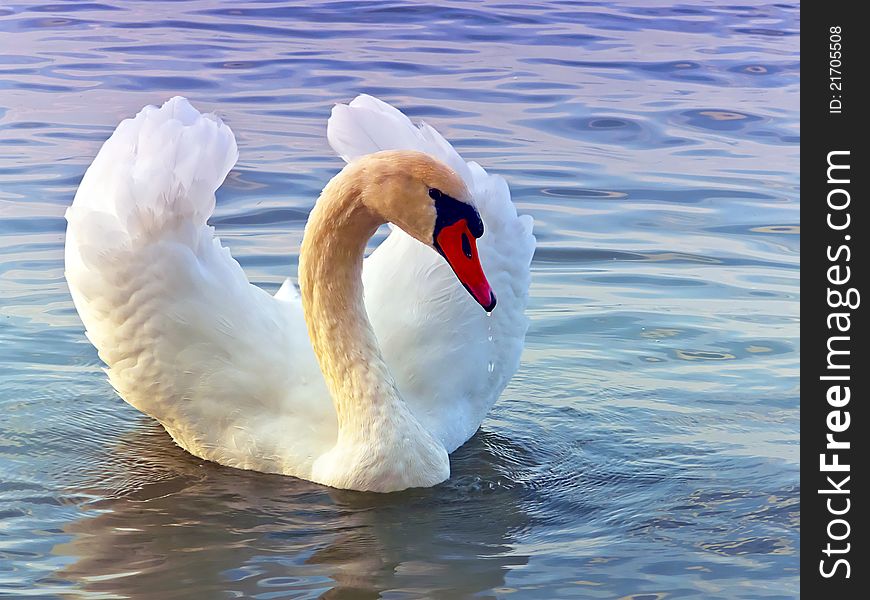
[[0, 1, 799, 598]]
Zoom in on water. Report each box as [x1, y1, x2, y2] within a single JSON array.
[[0, 1, 799, 598]]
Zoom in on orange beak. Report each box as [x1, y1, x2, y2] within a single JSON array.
[[434, 219, 497, 312]]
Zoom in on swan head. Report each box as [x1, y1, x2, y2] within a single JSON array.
[[353, 150, 496, 312]]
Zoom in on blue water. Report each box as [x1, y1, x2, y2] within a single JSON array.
[[0, 1, 799, 598]]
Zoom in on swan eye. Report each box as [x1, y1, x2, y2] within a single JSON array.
[[430, 189, 484, 240]]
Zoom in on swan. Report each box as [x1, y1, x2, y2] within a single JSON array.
[[64, 95, 535, 492]]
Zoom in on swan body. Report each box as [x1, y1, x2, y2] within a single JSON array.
[[64, 95, 535, 492]]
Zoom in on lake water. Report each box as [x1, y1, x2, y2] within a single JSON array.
[[0, 1, 799, 598]]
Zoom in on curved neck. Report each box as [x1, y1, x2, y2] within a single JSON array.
[[298, 170, 406, 436], [297, 157, 452, 491]]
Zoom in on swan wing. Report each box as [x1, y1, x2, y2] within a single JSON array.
[[328, 95, 535, 452], [65, 97, 334, 476]]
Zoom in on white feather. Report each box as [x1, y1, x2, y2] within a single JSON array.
[[65, 95, 535, 485]]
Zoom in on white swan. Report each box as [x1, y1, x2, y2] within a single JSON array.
[[64, 95, 535, 492]]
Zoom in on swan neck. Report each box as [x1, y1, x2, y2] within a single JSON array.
[[298, 162, 450, 491], [298, 173, 400, 430]]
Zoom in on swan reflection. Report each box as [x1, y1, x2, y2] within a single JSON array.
[[55, 423, 530, 597]]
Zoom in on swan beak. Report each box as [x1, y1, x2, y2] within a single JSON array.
[[434, 219, 497, 312]]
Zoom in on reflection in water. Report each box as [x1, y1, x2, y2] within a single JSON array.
[[55, 425, 529, 598]]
